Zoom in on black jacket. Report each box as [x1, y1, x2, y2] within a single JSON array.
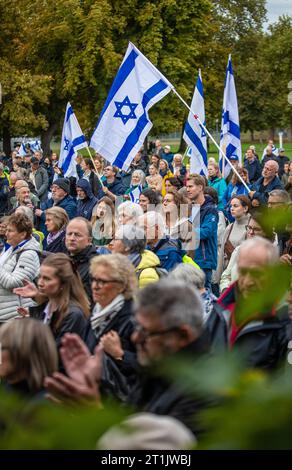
[[86, 299, 137, 401], [233, 308, 291, 370], [217, 284, 291, 370], [44, 229, 67, 254], [86, 299, 136, 368], [70, 245, 98, 305], [127, 333, 211, 436], [29, 302, 88, 349]]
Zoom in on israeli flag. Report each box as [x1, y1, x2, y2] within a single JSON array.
[[58, 102, 87, 178], [18, 143, 27, 157], [90, 42, 173, 170], [28, 140, 42, 153], [129, 185, 143, 204], [183, 70, 207, 175], [219, 55, 241, 177]]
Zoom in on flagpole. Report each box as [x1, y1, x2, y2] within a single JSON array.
[[85, 145, 105, 187], [172, 88, 249, 191]]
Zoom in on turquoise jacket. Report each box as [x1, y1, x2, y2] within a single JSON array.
[[208, 177, 227, 211]]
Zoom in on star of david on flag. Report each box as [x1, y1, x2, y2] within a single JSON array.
[[58, 102, 87, 178], [183, 70, 208, 176], [114, 96, 138, 124], [90, 42, 173, 170]]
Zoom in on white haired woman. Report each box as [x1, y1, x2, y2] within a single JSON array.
[[116, 201, 144, 226], [85, 254, 138, 383], [109, 224, 161, 288], [124, 170, 146, 201]]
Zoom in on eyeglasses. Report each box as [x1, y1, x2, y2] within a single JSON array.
[[245, 225, 263, 234], [133, 322, 179, 342], [90, 276, 122, 287]]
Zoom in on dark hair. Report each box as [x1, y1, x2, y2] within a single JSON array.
[[230, 194, 251, 211], [140, 188, 160, 205], [165, 177, 184, 190], [204, 186, 218, 205], [8, 213, 33, 238], [83, 158, 94, 171]]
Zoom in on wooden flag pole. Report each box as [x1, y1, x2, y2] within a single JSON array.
[[85, 146, 105, 187]]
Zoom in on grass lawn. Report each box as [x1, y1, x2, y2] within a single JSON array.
[[51, 140, 292, 161]]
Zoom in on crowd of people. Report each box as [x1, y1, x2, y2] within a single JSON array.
[[0, 137, 291, 449]]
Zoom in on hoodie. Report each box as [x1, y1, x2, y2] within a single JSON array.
[[76, 178, 98, 220]]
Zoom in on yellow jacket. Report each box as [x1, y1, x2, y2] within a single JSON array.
[[135, 250, 161, 288]]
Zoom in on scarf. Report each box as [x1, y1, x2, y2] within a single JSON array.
[[46, 229, 65, 246], [90, 294, 125, 333]]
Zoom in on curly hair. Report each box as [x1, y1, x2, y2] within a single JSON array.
[[8, 213, 33, 238]]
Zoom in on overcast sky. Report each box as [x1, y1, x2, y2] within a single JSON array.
[[265, 0, 292, 26]]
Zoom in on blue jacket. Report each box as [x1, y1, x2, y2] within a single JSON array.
[[194, 195, 219, 270], [244, 159, 262, 184], [222, 182, 251, 222], [150, 237, 183, 271], [76, 179, 98, 220], [103, 175, 126, 196], [208, 177, 227, 211], [251, 176, 284, 205]]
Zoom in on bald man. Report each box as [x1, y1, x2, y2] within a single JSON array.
[[249, 160, 283, 206]]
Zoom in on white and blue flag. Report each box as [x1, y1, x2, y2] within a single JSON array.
[[129, 184, 143, 204], [28, 140, 42, 153], [183, 70, 207, 175], [219, 55, 241, 177], [18, 143, 27, 157], [90, 42, 173, 170], [58, 102, 87, 178]]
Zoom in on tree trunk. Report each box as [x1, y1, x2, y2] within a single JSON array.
[[41, 122, 58, 156], [178, 114, 187, 153], [250, 129, 254, 141], [3, 126, 11, 156]]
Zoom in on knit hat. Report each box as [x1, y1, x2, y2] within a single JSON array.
[[53, 178, 70, 194]]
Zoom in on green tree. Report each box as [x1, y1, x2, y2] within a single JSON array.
[[0, 1, 52, 154]]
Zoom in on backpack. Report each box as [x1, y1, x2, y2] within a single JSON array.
[[135, 266, 168, 281]]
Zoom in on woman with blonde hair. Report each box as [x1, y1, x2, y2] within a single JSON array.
[[117, 201, 144, 226], [0, 318, 58, 397], [159, 159, 174, 196], [86, 254, 137, 376], [162, 188, 193, 252], [13, 253, 90, 348], [44, 206, 69, 253], [91, 196, 115, 247]]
